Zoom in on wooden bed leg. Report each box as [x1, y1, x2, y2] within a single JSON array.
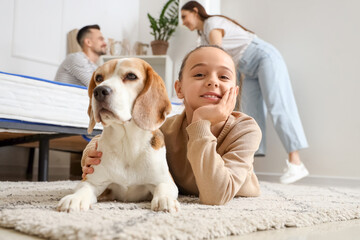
[[38, 138, 49, 181], [26, 147, 35, 181]]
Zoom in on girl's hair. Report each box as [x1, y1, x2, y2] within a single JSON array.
[[181, 1, 253, 35], [178, 45, 242, 105]]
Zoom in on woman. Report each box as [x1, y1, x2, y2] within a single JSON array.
[[181, 1, 309, 184]]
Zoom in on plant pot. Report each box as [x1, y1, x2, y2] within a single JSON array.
[[150, 40, 169, 55]]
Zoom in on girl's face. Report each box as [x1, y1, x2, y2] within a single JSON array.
[[175, 47, 236, 112], [181, 9, 201, 31]]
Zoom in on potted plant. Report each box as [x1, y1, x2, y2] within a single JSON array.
[[147, 0, 179, 55]]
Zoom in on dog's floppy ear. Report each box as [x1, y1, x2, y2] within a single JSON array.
[[132, 62, 172, 131], [87, 72, 96, 134]]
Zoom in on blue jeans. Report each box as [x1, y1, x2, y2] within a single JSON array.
[[237, 37, 308, 155]]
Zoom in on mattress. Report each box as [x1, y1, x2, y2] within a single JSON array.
[[0, 71, 101, 131], [0, 71, 183, 131]]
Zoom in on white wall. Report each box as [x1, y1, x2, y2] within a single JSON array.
[[0, 0, 139, 80], [222, 0, 360, 179]]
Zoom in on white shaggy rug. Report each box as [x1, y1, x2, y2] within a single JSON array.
[[0, 181, 359, 240]]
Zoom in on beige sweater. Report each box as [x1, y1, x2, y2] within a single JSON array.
[[81, 111, 262, 205]]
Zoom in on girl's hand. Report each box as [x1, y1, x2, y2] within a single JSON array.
[[82, 141, 102, 179], [192, 86, 239, 125]]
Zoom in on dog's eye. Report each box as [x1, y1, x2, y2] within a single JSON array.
[[95, 74, 103, 83], [125, 73, 138, 81]]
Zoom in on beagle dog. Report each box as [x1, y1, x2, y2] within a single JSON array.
[[57, 58, 180, 212]]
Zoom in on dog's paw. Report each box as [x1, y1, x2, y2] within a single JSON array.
[[151, 196, 180, 213], [57, 193, 92, 212]]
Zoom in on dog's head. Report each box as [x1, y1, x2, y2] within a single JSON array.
[[87, 58, 171, 134]]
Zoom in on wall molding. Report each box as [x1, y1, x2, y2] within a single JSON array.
[[10, 54, 60, 66]]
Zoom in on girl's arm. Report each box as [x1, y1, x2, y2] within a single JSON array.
[[186, 117, 261, 205], [81, 135, 102, 179]]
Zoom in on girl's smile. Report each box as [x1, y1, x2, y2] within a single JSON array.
[[201, 92, 222, 100]]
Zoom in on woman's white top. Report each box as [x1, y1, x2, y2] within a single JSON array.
[[200, 16, 255, 62]]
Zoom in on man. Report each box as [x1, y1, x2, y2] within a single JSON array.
[[54, 25, 107, 86]]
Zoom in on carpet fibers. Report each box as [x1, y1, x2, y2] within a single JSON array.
[[0, 181, 359, 240]]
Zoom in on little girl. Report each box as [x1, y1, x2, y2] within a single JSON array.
[[81, 45, 262, 205]]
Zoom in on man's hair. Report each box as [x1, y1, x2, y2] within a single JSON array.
[[76, 24, 101, 48]]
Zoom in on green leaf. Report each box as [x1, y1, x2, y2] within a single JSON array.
[[147, 0, 179, 40]]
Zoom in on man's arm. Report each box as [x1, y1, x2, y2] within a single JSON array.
[[67, 62, 94, 86]]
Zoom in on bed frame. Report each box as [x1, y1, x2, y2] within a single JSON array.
[[0, 119, 101, 181]]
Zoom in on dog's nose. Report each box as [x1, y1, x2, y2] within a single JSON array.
[[94, 86, 112, 102]]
